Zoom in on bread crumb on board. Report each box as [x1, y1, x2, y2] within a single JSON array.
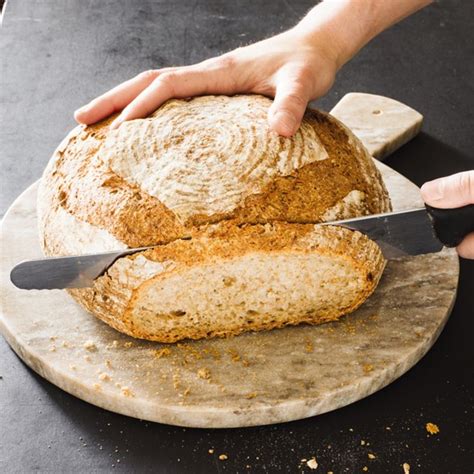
[[362, 467, 368, 472], [197, 368, 211, 380], [363, 364, 374, 374], [368, 453, 376, 459], [306, 457, 318, 469], [98, 372, 111, 382], [83, 340, 97, 352], [403, 463, 410, 474], [426, 422, 440, 435], [208, 448, 214, 454], [152, 347, 172, 359], [218, 454, 228, 461], [121, 386, 135, 397]]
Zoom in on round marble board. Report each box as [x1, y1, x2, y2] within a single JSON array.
[[0, 161, 459, 428]]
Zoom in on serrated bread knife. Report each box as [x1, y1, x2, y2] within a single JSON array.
[[10, 204, 474, 290]]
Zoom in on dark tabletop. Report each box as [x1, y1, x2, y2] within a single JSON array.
[[0, 1, 473, 472]]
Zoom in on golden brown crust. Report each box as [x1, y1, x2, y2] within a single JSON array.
[[38, 95, 390, 254], [38, 94, 391, 343], [70, 223, 385, 343]]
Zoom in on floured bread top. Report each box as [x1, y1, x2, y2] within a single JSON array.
[[38, 94, 391, 254], [102, 95, 329, 222]]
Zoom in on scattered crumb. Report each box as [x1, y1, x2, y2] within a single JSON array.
[[197, 368, 211, 380], [386, 426, 391, 431], [173, 373, 181, 390], [218, 454, 228, 461], [245, 392, 258, 399], [426, 422, 440, 435], [208, 449, 214, 454], [183, 387, 191, 396], [110, 340, 119, 348], [306, 457, 318, 470], [227, 348, 241, 362], [362, 467, 368, 472], [93, 383, 101, 391], [121, 386, 134, 397], [361, 440, 366, 445], [153, 348, 171, 359], [363, 364, 374, 374], [99, 372, 111, 382], [327, 472, 334, 474], [368, 453, 376, 459], [123, 341, 133, 348], [83, 340, 97, 352], [49, 345, 56, 352], [61, 341, 70, 348], [403, 463, 410, 474]]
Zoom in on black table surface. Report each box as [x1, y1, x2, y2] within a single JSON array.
[[0, 1, 473, 472]]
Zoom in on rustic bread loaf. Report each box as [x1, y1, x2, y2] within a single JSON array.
[[38, 94, 391, 342]]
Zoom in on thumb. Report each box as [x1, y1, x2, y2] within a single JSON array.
[[420, 170, 474, 209], [268, 77, 309, 137]]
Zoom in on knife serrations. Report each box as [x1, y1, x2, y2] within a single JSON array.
[[327, 208, 444, 258]]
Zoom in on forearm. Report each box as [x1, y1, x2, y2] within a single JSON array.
[[295, 0, 433, 67]]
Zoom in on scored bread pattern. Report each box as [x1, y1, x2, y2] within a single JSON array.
[[102, 95, 329, 223]]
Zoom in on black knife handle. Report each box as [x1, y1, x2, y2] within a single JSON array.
[[425, 203, 474, 247]]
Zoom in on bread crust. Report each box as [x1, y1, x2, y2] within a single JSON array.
[[69, 223, 385, 342], [38, 94, 391, 342]]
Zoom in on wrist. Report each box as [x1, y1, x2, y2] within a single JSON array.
[[294, 0, 433, 69]]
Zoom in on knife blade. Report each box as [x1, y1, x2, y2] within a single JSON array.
[[10, 204, 474, 290]]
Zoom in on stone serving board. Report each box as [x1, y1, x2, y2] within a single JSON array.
[[0, 161, 459, 428]]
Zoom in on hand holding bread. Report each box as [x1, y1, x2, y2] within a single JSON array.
[[75, 1, 432, 137]]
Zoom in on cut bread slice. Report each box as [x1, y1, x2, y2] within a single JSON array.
[[70, 222, 385, 343]]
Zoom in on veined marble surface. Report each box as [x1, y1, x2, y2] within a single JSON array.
[[331, 93, 424, 161], [0, 162, 459, 428]]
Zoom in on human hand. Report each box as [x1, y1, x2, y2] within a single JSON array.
[[74, 0, 432, 136], [421, 170, 474, 259], [74, 28, 340, 137]]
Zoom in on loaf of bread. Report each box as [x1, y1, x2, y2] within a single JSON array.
[[38, 94, 391, 342]]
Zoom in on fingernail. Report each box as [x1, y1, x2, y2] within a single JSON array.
[[110, 117, 123, 130], [421, 179, 444, 201], [75, 103, 92, 116], [273, 111, 297, 137]]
